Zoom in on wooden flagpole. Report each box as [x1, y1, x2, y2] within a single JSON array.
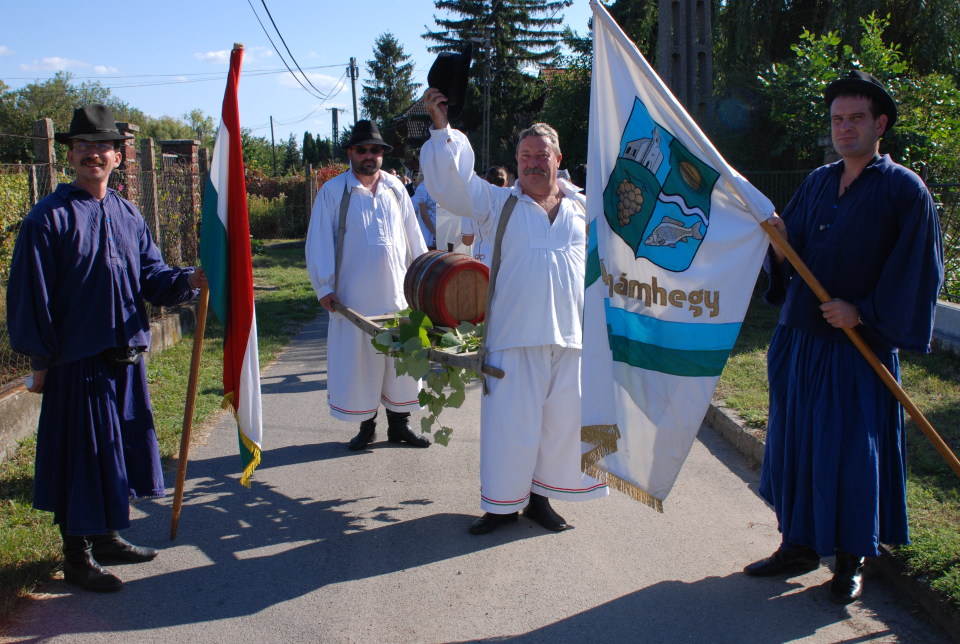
[[170, 284, 210, 540], [761, 221, 960, 480]]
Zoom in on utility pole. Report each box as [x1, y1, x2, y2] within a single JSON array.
[[348, 57, 360, 126], [471, 27, 494, 170], [327, 107, 345, 157], [269, 115, 278, 176]]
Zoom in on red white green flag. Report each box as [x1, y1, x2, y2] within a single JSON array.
[[199, 45, 263, 487]]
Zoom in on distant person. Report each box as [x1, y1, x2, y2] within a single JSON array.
[[571, 163, 587, 193], [7, 105, 207, 593], [305, 120, 430, 451], [744, 71, 943, 605], [502, 163, 518, 187], [412, 179, 438, 251], [484, 166, 508, 187]]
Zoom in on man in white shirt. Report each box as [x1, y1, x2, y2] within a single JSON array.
[[306, 120, 430, 450], [421, 88, 609, 534]]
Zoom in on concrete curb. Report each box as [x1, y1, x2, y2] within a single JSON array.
[[0, 301, 198, 463], [703, 402, 960, 643]]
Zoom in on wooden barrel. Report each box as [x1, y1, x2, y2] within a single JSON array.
[[404, 251, 490, 328]]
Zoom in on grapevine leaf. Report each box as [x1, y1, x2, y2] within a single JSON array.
[[394, 359, 409, 377], [420, 415, 435, 434], [373, 331, 395, 353], [457, 321, 480, 335], [406, 350, 432, 380], [410, 310, 433, 330], [403, 337, 426, 354], [431, 374, 444, 394], [448, 369, 465, 390], [428, 392, 446, 416], [439, 332, 462, 348], [446, 387, 466, 408], [438, 370, 450, 387], [434, 426, 453, 446], [418, 389, 434, 406]]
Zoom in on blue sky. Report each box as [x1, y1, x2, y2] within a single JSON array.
[[0, 0, 594, 144]]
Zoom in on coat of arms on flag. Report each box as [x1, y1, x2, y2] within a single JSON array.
[[604, 98, 721, 272]]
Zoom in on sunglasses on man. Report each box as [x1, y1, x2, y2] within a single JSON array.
[[352, 145, 383, 155]]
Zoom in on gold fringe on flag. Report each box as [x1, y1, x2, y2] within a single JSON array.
[[581, 423, 621, 450], [583, 463, 664, 513], [581, 443, 617, 471], [221, 391, 262, 488]]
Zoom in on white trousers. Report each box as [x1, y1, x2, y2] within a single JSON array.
[[480, 345, 609, 514], [326, 315, 422, 422]]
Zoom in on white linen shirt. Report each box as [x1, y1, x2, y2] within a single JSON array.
[[412, 182, 437, 247], [306, 169, 428, 317], [420, 126, 586, 353]]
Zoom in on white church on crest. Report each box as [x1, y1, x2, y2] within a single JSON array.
[[621, 127, 664, 174]]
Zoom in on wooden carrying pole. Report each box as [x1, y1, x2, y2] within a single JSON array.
[[170, 285, 210, 540], [762, 221, 960, 479], [332, 302, 506, 379]]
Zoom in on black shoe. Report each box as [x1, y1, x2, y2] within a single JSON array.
[[89, 531, 158, 564], [523, 493, 571, 532], [744, 543, 821, 577], [349, 414, 377, 451], [829, 550, 865, 604], [385, 409, 430, 448], [61, 528, 123, 593], [469, 512, 518, 535]]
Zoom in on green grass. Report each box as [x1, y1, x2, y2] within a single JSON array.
[[716, 284, 960, 613], [0, 245, 321, 622]]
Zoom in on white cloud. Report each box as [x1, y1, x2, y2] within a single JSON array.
[[20, 56, 89, 72], [278, 71, 343, 91], [193, 46, 273, 65], [93, 65, 118, 75], [193, 50, 230, 64], [0, 46, 13, 57]]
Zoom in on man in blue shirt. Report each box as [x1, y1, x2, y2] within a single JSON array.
[[743, 73, 943, 604], [7, 105, 206, 592]]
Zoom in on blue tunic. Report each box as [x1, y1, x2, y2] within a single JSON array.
[[7, 183, 198, 535], [761, 155, 943, 557]]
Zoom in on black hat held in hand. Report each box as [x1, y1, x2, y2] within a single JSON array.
[[345, 120, 393, 153], [427, 42, 473, 121], [55, 105, 134, 144], [824, 70, 898, 133]]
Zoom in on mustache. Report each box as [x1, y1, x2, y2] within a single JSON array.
[[523, 167, 548, 176]]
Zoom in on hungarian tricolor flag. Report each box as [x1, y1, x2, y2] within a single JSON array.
[[200, 44, 263, 487]]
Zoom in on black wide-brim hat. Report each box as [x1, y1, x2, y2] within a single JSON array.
[[54, 105, 134, 144], [427, 42, 473, 121], [824, 70, 898, 132], [345, 119, 393, 153]]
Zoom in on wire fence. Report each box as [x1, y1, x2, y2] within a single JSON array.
[[932, 184, 960, 304]]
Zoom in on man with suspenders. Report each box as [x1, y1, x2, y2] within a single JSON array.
[[305, 121, 430, 450], [421, 88, 609, 535]]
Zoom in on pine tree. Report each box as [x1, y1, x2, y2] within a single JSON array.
[[423, 0, 572, 165], [361, 32, 422, 130], [302, 131, 318, 166], [280, 132, 302, 175]]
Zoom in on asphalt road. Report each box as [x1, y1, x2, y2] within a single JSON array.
[[2, 312, 952, 643]]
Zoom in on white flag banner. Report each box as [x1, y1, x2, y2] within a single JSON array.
[[581, 1, 775, 511]]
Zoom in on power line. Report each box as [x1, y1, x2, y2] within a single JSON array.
[[3, 63, 347, 82], [258, 0, 336, 99], [245, 0, 329, 101]]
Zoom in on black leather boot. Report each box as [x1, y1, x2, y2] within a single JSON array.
[[349, 412, 377, 450], [386, 409, 430, 448], [523, 493, 571, 531], [60, 527, 123, 592], [89, 531, 159, 564], [469, 512, 518, 535], [744, 543, 821, 577], [829, 550, 866, 604]]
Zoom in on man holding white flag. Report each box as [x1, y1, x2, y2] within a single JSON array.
[[580, 1, 775, 511]]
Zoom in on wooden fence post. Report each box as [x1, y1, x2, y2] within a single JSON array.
[[28, 165, 38, 206], [32, 118, 55, 198]]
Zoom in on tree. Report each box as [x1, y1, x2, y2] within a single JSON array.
[[422, 0, 572, 166], [316, 137, 333, 163], [759, 14, 960, 180], [361, 32, 422, 130], [280, 132, 302, 175], [302, 131, 318, 166], [241, 128, 275, 174]]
